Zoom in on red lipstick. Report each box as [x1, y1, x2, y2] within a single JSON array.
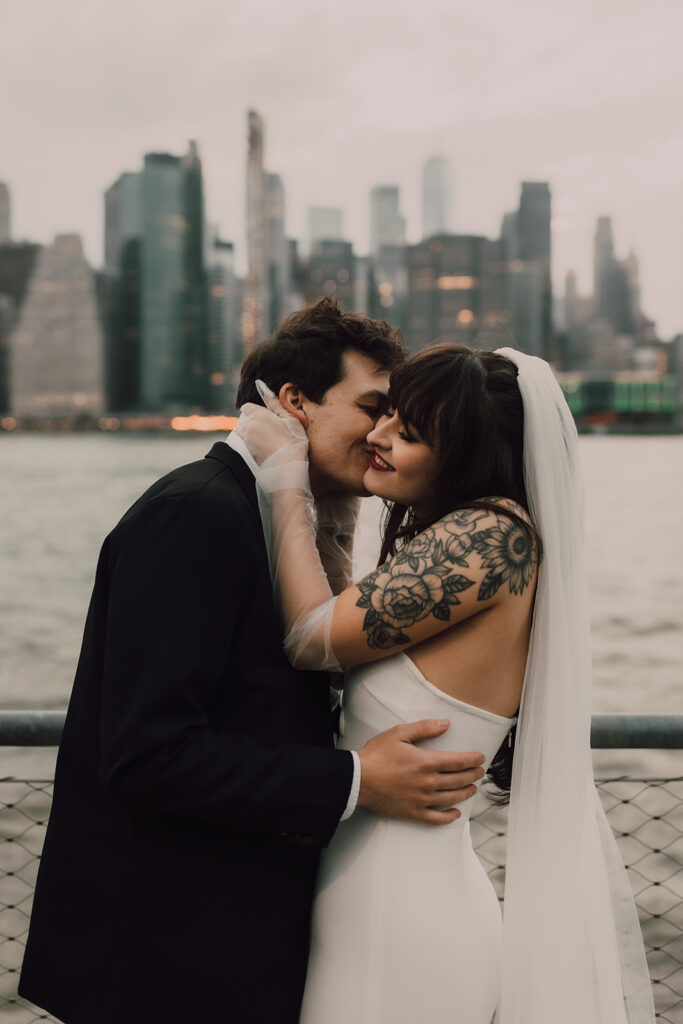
[[370, 452, 395, 472]]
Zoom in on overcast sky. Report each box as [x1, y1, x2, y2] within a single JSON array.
[[2, 0, 682, 336]]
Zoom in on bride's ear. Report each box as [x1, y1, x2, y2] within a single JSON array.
[[278, 383, 308, 427]]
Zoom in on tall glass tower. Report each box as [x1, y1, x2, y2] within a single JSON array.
[[265, 172, 289, 334], [515, 182, 553, 358], [422, 157, 453, 240], [244, 110, 267, 352], [369, 185, 406, 258], [104, 142, 208, 412], [0, 183, 10, 243]]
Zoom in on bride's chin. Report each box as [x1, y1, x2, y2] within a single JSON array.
[[363, 467, 394, 501]]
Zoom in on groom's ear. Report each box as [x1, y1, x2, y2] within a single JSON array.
[[278, 383, 308, 428]]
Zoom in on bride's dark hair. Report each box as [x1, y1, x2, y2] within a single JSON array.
[[378, 343, 540, 799]]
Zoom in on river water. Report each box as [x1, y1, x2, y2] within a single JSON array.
[[1, 433, 681, 777]]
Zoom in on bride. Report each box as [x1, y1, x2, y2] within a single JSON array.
[[237, 343, 654, 1024]]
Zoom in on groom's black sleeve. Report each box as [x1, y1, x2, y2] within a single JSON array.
[[95, 490, 353, 847]]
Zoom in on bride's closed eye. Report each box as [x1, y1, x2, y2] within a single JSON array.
[[398, 428, 418, 443]]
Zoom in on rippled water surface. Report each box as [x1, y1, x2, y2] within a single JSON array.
[[1, 433, 681, 774]]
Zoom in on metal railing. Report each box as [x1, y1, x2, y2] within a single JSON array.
[[1, 713, 682, 1024]]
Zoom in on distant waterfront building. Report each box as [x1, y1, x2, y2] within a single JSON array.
[[265, 172, 290, 333], [104, 172, 142, 277], [0, 241, 42, 411], [507, 262, 545, 358], [243, 110, 268, 352], [563, 270, 579, 332], [353, 255, 373, 316], [103, 172, 143, 410], [243, 112, 292, 344], [179, 140, 208, 409], [593, 216, 615, 321], [421, 157, 453, 240], [500, 210, 518, 261], [207, 237, 241, 414], [372, 244, 408, 332], [0, 183, 10, 243], [369, 186, 406, 258], [288, 238, 305, 305], [623, 250, 642, 325], [141, 149, 205, 411], [305, 240, 355, 308], [592, 216, 635, 335], [309, 207, 344, 248], [511, 182, 553, 359], [103, 141, 208, 412], [10, 234, 104, 417], [405, 234, 507, 352], [517, 182, 551, 264]]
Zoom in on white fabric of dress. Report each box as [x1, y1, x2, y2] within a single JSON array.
[[300, 652, 515, 1024]]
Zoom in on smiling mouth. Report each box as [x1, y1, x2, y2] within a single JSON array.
[[369, 452, 395, 472]]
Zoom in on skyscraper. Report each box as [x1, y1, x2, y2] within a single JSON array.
[[405, 235, 507, 352], [421, 157, 453, 240], [309, 207, 344, 248], [0, 183, 10, 243], [564, 269, 579, 331], [103, 141, 208, 412], [103, 172, 143, 409], [305, 240, 355, 308], [371, 243, 408, 332], [513, 182, 553, 358], [500, 211, 518, 261], [507, 262, 546, 358], [369, 186, 406, 257], [180, 139, 208, 409], [593, 214, 614, 313], [140, 152, 188, 410], [623, 251, 641, 323], [207, 237, 241, 414], [10, 234, 104, 417], [592, 217, 637, 335], [243, 110, 268, 352], [265, 172, 290, 333], [104, 172, 142, 277], [593, 215, 616, 323], [517, 182, 551, 264], [0, 240, 42, 411]]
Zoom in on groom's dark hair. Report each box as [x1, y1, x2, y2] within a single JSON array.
[[236, 297, 407, 407]]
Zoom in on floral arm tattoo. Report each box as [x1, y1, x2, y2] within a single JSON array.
[[355, 507, 538, 650]]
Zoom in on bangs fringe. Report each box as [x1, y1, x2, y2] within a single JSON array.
[[388, 344, 474, 446]]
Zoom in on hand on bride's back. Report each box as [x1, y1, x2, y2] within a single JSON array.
[[357, 719, 486, 825], [235, 402, 308, 466]]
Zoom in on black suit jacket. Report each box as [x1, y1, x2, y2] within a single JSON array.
[[19, 442, 354, 1024]]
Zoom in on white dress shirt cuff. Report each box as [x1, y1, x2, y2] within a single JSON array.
[[340, 751, 361, 821]]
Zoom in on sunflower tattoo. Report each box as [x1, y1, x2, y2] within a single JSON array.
[[356, 506, 538, 650], [472, 519, 538, 599]]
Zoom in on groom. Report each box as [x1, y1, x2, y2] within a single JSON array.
[[19, 298, 485, 1024]]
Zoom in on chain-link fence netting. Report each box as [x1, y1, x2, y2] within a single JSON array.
[[472, 778, 683, 1023], [2, 778, 682, 1023]]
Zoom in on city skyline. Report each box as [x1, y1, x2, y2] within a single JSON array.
[[2, 0, 682, 337]]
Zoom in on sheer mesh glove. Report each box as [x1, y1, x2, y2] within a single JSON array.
[[235, 397, 341, 671], [314, 494, 361, 594], [235, 400, 310, 493]]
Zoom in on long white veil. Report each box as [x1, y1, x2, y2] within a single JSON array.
[[495, 348, 655, 1023]]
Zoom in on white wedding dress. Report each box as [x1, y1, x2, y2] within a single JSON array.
[[300, 652, 515, 1024], [240, 350, 655, 1024]]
